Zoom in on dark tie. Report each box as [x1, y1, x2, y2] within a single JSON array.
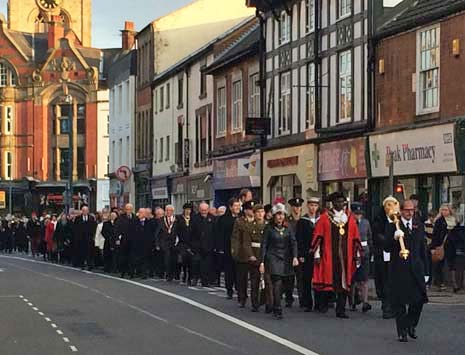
[[406, 222, 410, 231]]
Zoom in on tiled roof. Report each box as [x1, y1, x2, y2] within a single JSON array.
[[379, 0, 465, 37]]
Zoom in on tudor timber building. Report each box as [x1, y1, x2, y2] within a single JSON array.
[[0, 0, 113, 213], [247, 0, 375, 208]]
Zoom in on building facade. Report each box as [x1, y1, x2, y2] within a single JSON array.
[[108, 22, 137, 209], [0, 0, 113, 214], [371, 0, 465, 216]]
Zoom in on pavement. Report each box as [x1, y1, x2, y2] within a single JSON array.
[[1, 254, 464, 355]]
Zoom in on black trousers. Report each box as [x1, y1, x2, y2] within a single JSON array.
[[282, 274, 295, 306], [193, 252, 213, 286], [296, 258, 314, 309], [162, 247, 177, 280], [393, 302, 423, 335], [270, 275, 284, 313], [216, 254, 235, 293], [236, 262, 261, 308], [181, 251, 193, 283], [336, 291, 348, 315]]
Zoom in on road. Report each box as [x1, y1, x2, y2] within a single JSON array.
[[0, 255, 464, 355]]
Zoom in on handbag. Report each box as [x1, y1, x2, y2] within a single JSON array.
[[431, 235, 448, 263]]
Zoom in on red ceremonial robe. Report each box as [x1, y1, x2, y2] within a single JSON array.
[[311, 210, 361, 292]]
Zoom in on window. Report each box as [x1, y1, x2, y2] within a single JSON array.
[[166, 83, 170, 109], [279, 72, 291, 135], [279, 11, 291, 45], [111, 141, 115, 169], [306, 63, 316, 129], [338, 0, 351, 18], [159, 137, 164, 163], [77, 104, 86, 134], [200, 62, 207, 96], [106, 114, 110, 135], [154, 139, 157, 164], [160, 86, 164, 112], [178, 77, 184, 107], [5, 106, 13, 134], [126, 136, 130, 165], [154, 89, 158, 113], [232, 80, 243, 131], [417, 26, 440, 114], [306, 0, 315, 33], [4, 151, 12, 180], [166, 135, 170, 161], [117, 85, 122, 114], [118, 138, 123, 167], [217, 87, 226, 136], [59, 104, 71, 134], [59, 148, 70, 180], [249, 73, 260, 117], [339, 50, 352, 122], [0, 62, 15, 87], [77, 147, 86, 179]]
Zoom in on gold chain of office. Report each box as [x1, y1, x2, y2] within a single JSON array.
[[328, 216, 347, 236]]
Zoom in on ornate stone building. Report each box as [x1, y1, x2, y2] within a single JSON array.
[[0, 0, 113, 213]]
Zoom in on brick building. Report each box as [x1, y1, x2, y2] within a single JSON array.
[[369, 0, 465, 215], [0, 0, 114, 213]]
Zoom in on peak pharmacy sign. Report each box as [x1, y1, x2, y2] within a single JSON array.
[[369, 123, 457, 178]]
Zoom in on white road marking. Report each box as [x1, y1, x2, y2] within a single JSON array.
[[2, 256, 320, 355], [0, 295, 20, 298], [51, 323, 57, 328], [45, 317, 51, 322], [70, 345, 78, 352], [0, 268, 4, 272], [63, 337, 70, 343], [57, 330, 64, 335], [38, 312, 44, 316], [19, 295, 23, 298], [33, 307, 39, 311], [27, 302, 33, 306]]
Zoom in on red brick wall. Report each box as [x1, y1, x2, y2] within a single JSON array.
[[376, 11, 465, 129]]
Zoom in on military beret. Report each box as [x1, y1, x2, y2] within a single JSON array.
[[288, 197, 304, 207], [253, 203, 264, 212]]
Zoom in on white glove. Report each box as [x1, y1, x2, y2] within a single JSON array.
[[424, 276, 430, 283], [394, 230, 405, 241]]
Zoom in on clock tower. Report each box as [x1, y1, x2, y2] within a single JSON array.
[[7, 0, 92, 46]]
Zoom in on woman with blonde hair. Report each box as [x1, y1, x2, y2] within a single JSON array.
[[431, 204, 456, 290]]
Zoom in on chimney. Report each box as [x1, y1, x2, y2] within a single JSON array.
[[48, 15, 65, 49], [121, 21, 136, 51]]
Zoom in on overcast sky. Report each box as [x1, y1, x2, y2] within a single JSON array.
[[0, 0, 193, 48], [0, 0, 404, 48]]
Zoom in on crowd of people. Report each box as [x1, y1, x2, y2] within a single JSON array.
[[1, 189, 464, 342]]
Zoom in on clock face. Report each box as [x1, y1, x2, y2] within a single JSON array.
[[38, 0, 61, 10]]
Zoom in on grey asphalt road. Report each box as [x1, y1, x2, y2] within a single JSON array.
[[1, 255, 464, 355]]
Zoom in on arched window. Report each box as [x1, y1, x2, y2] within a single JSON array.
[[34, 13, 47, 33], [0, 61, 18, 87]]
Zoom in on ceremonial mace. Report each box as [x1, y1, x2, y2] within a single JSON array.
[[384, 197, 410, 260]]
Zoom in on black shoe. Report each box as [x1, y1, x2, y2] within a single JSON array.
[[304, 307, 313, 312], [362, 303, 372, 313], [227, 293, 233, 300], [285, 302, 293, 308], [251, 307, 259, 313], [239, 303, 246, 309], [398, 334, 408, 343], [408, 327, 418, 339], [336, 313, 349, 319], [265, 306, 273, 314]]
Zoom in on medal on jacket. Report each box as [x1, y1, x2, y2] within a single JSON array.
[[274, 226, 285, 236], [339, 225, 345, 236], [165, 217, 174, 234]]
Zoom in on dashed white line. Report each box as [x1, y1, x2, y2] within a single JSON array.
[[51, 323, 57, 328], [27, 302, 33, 306], [57, 330, 64, 335], [33, 307, 39, 311], [70, 345, 78, 352], [45, 317, 51, 322], [63, 337, 70, 343], [38, 312, 44, 316], [19, 295, 24, 298], [23, 299, 29, 302]]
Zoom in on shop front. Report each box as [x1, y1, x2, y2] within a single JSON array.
[[368, 123, 462, 216], [318, 137, 368, 209], [151, 175, 170, 209], [213, 151, 261, 207], [262, 144, 318, 205]]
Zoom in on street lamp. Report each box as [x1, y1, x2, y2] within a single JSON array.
[[64, 93, 73, 214]]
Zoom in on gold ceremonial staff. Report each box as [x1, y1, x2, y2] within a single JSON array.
[[383, 196, 410, 260]]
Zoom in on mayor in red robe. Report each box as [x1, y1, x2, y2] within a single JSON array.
[[311, 192, 362, 318]]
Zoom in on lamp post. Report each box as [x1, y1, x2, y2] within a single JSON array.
[[64, 94, 73, 214], [8, 137, 12, 215]]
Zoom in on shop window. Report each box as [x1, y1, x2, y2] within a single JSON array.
[[270, 174, 302, 204]]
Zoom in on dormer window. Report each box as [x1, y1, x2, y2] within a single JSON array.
[[0, 62, 18, 87]]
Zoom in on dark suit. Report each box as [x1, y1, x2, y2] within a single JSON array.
[[385, 219, 428, 336], [191, 214, 216, 286], [129, 218, 157, 278], [177, 215, 193, 283], [214, 210, 237, 295], [115, 214, 136, 276], [72, 215, 97, 269], [156, 216, 179, 280]]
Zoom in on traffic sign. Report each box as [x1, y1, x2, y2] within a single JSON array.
[[116, 166, 132, 182]]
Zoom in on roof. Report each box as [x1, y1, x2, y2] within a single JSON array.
[[152, 16, 255, 85], [204, 23, 259, 75], [378, 0, 465, 38]]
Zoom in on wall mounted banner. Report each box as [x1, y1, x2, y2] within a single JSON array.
[[369, 123, 457, 177]]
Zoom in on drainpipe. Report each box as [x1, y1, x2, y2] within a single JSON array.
[[258, 9, 266, 202]]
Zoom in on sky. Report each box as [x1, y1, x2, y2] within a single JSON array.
[[0, 0, 404, 48], [0, 0, 194, 48]]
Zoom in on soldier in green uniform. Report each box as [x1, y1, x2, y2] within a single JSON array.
[[231, 200, 258, 309]]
